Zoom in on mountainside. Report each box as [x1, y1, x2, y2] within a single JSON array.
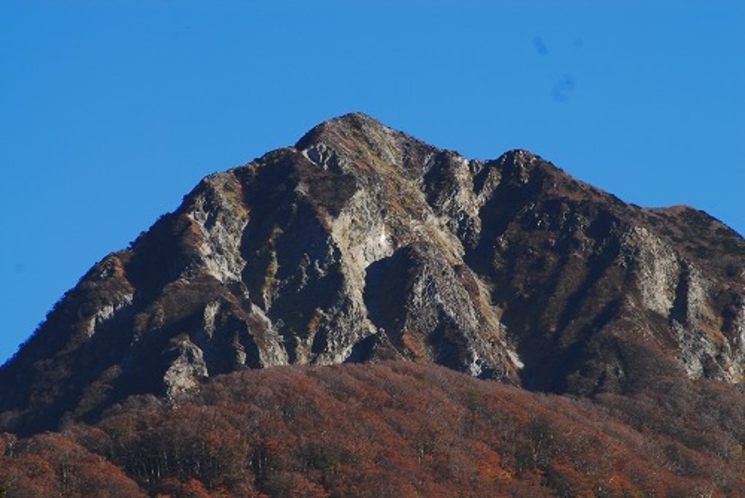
[[1, 113, 744, 441], [3, 361, 744, 497]]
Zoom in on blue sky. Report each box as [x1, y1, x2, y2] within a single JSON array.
[[1, 1, 743, 365]]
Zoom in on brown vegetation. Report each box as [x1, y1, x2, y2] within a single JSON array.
[[1, 361, 742, 497]]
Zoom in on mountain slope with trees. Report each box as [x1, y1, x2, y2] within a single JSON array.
[[2, 362, 744, 497], [1, 114, 743, 495]]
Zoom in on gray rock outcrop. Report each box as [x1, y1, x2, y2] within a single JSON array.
[[1, 113, 743, 434]]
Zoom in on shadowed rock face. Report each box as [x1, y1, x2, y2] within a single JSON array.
[[1, 113, 743, 434]]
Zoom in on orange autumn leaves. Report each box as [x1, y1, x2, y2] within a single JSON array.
[[2, 361, 743, 497]]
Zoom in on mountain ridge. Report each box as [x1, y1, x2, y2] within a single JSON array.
[[1, 113, 743, 437]]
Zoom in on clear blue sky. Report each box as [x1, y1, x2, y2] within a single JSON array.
[[1, 1, 743, 365]]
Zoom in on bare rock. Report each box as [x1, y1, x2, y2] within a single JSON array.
[[1, 113, 743, 434]]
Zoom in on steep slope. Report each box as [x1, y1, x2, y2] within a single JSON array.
[[1, 113, 743, 436], [460, 150, 745, 394]]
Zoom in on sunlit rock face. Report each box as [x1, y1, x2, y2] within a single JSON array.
[[1, 113, 743, 434]]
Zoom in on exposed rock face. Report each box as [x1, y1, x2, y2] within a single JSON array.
[[1, 113, 743, 434]]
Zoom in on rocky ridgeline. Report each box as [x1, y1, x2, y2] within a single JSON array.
[[1, 113, 743, 434]]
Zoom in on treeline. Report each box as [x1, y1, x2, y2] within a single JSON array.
[[1, 361, 743, 497]]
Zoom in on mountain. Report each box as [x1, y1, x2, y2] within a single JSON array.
[[0, 114, 745, 498], [1, 112, 744, 436]]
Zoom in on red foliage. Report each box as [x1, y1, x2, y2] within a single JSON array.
[[0, 432, 143, 497], [1, 361, 743, 496]]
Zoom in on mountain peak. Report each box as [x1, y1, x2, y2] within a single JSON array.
[[1, 114, 743, 437], [295, 112, 389, 149], [328, 111, 387, 130], [294, 112, 438, 178]]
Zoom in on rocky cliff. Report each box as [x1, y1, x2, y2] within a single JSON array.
[[1, 113, 743, 434]]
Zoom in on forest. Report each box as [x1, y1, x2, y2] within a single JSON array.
[[1, 361, 743, 497]]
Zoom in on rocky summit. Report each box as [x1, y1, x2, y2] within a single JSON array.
[[1, 113, 744, 435]]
